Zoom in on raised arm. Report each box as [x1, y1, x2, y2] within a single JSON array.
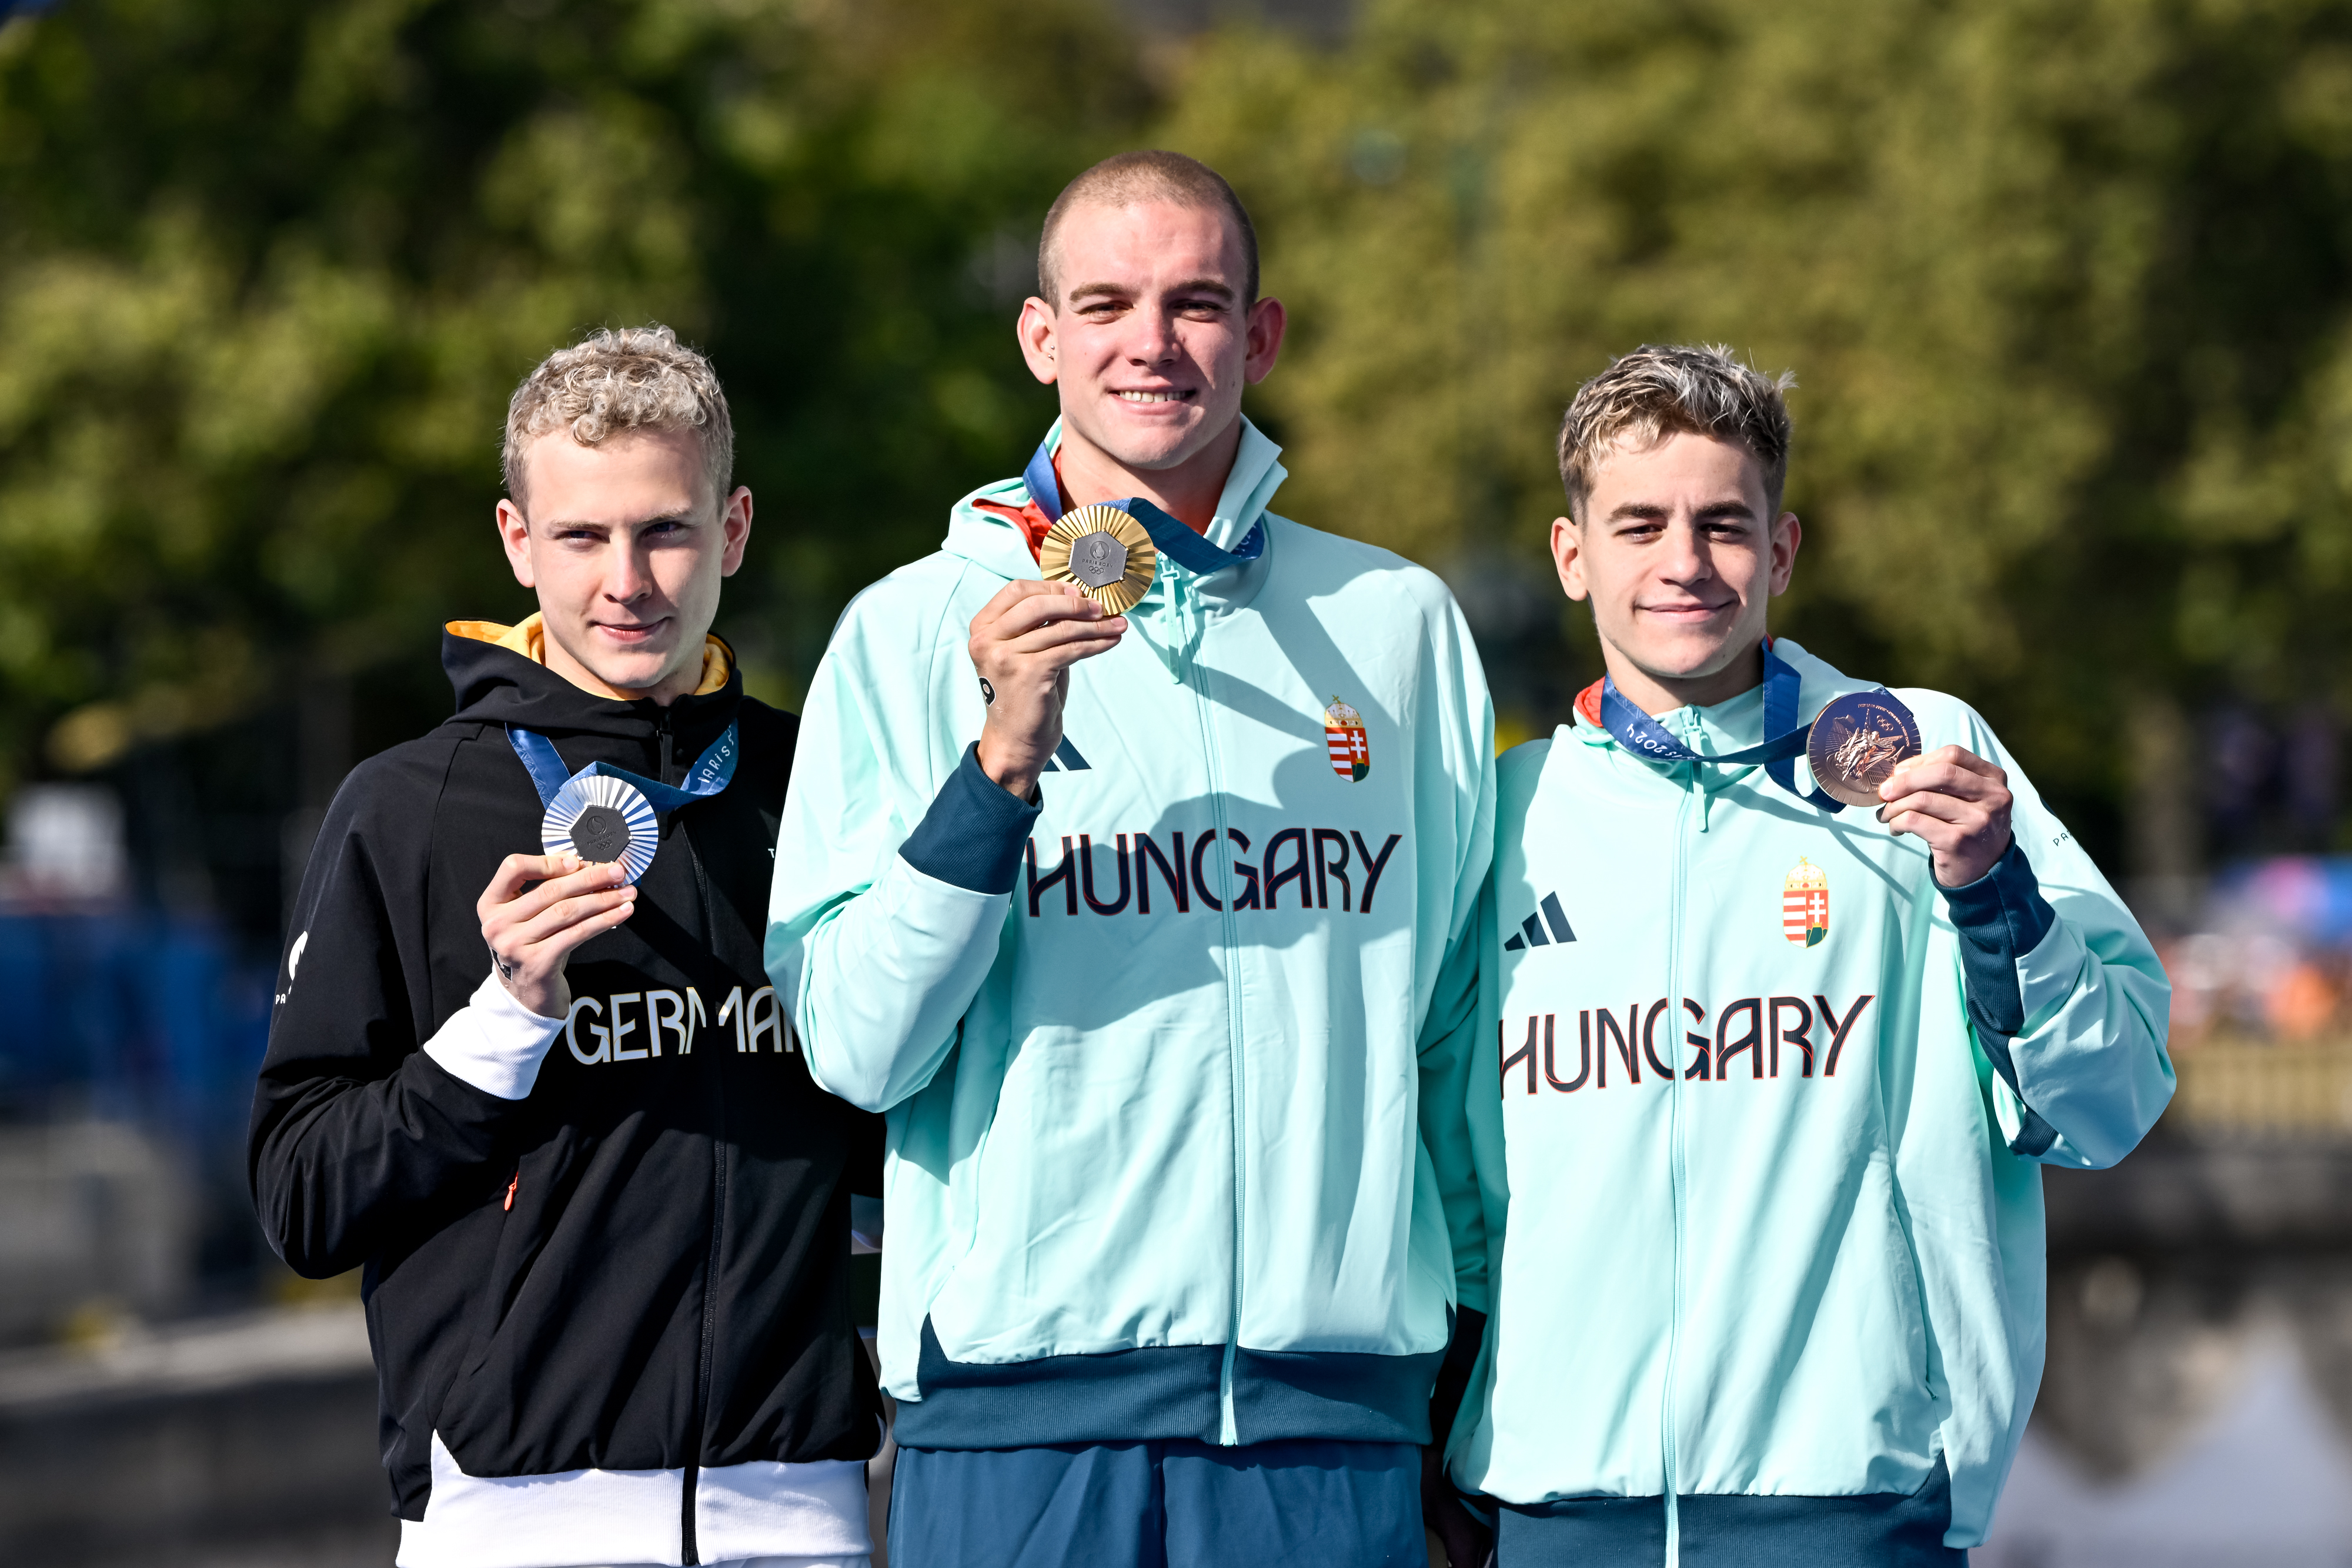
[[768, 577, 1120, 1112], [249, 771, 637, 1277], [1885, 711, 2175, 1168]]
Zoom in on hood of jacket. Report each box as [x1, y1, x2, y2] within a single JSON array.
[[442, 613, 743, 759]]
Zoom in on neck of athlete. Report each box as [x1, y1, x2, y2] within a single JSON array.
[[1601, 635, 1765, 717], [1053, 413, 1242, 536]]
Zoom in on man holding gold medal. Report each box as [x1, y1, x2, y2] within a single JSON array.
[[1442, 345, 2175, 1564], [250, 329, 886, 1568], [770, 152, 1496, 1566]]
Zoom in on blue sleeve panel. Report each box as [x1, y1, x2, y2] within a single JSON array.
[[897, 742, 1043, 895], [1937, 840, 2060, 1156], [1430, 1305, 1487, 1453]]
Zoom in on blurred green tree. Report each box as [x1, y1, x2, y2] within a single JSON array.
[[1161, 0, 2352, 875], [0, 0, 1144, 787], [7, 0, 2352, 885]]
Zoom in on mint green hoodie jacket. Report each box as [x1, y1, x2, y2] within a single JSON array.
[[767, 419, 1495, 1449], [1448, 640, 2171, 1552]]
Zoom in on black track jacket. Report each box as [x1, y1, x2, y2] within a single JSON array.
[[249, 626, 882, 1539]]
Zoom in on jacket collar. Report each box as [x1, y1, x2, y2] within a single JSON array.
[[1570, 637, 1879, 764], [941, 414, 1289, 592], [442, 616, 743, 749]]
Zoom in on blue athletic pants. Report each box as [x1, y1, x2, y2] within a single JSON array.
[[890, 1437, 1426, 1568]]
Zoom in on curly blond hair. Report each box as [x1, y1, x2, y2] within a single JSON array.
[[502, 325, 734, 510], [1559, 344, 1796, 520]]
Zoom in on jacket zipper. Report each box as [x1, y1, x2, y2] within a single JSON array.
[[667, 704, 724, 1567], [1178, 576, 1250, 1447], [1659, 752, 1695, 1564], [683, 1138, 725, 1564]]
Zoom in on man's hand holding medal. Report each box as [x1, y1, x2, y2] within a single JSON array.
[[477, 852, 637, 1019], [1804, 691, 2016, 887], [1875, 745, 2016, 888], [968, 580, 1128, 801]]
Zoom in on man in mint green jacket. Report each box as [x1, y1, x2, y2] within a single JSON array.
[[768, 151, 1495, 1567], [1448, 344, 2173, 1565]]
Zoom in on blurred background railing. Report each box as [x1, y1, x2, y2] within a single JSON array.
[[4, 0, 2352, 1562], [2169, 1045, 2352, 1141]]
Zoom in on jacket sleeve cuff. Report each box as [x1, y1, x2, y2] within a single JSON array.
[[1937, 840, 2062, 1156], [897, 742, 1042, 895], [421, 972, 566, 1101], [1937, 840, 2058, 1033]]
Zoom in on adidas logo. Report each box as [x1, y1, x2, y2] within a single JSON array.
[[1040, 737, 1091, 773], [1504, 892, 1576, 951]]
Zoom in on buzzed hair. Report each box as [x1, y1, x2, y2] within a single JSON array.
[[1559, 344, 1798, 521], [1037, 150, 1260, 306], [502, 325, 734, 513]]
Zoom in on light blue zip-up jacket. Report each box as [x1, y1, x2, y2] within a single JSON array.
[[1446, 640, 2171, 1552], [767, 419, 1495, 1448]]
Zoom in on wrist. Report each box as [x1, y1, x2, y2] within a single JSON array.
[[974, 731, 1044, 803], [497, 967, 570, 1021], [1934, 833, 2012, 890]]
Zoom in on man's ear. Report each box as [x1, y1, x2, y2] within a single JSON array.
[[1551, 515, 1590, 603], [1768, 511, 1802, 597], [496, 498, 537, 589], [1017, 296, 1059, 387], [718, 486, 754, 579], [1243, 296, 1287, 384]]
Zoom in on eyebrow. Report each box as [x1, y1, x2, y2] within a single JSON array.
[[1065, 276, 1238, 306], [1606, 500, 1758, 523], [539, 511, 702, 531]]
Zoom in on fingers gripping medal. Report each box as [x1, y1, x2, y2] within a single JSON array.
[[1040, 503, 1157, 614], [1805, 691, 1924, 810], [540, 774, 659, 884]]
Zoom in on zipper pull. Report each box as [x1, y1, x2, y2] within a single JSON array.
[[653, 709, 678, 784], [503, 1168, 520, 1212]]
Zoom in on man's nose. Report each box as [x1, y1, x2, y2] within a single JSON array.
[[604, 544, 653, 602], [1660, 519, 1710, 582], [1124, 306, 1181, 365]]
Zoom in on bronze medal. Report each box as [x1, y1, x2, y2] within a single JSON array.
[[1040, 504, 1157, 614], [1805, 691, 1923, 810]]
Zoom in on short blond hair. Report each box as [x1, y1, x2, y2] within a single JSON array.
[[502, 325, 733, 511], [1559, 344, 1797, 520]]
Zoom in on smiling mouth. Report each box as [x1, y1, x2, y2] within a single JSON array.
[[598, 620, 668, 642], [1115, 390, 1193, 404]]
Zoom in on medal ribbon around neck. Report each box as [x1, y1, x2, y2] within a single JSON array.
[[506, 720, 739, 884], [1597, 641, 1886, 814], [1021, 432, 1268, 604]]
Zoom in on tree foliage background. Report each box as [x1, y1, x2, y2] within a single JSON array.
[[4, 0, 2351, 907]]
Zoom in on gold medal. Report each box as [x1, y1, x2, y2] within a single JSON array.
[[1041, 504, 1157, 614]]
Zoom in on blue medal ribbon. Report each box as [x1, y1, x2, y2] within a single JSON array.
[[1022, 432, 1265, 576], [506, 720, 740, 815], [1598, 642, 1847, 813]]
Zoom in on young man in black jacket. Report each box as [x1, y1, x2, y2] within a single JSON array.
[[250, 326, 883, 1568]]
